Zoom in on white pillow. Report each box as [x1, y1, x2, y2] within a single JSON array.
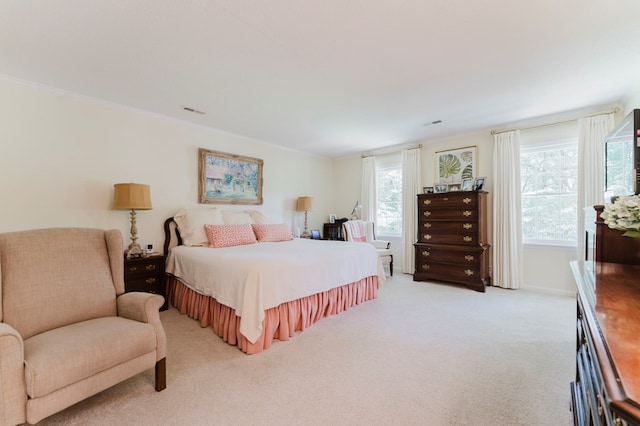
[[221, 210, 253, 225], [174, 207, 223, 246], [245, 210, 271, 224]]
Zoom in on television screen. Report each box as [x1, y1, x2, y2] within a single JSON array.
[[604, 110, 639, 198]]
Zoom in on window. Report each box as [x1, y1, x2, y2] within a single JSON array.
[[520, 139, 578, 245], [376, 161, 402, 236]]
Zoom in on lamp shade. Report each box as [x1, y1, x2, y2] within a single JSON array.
[[296, 196, 313, 212], [112, 183, 152, 210]]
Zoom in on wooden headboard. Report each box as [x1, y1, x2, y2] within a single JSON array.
[[163, 217, 183, 255]]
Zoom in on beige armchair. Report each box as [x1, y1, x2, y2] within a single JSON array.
[[0, 228, 166, 425], [342, 220, 393, 276]]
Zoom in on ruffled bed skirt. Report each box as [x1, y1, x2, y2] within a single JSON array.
[[166, 275, 379, 354]]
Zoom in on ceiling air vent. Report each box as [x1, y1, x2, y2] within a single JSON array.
[[182, 106, 206, 115]]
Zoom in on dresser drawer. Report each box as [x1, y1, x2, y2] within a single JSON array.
[[124, 257, 164, 278], [125, 275, 163, 294], [418, 231, 479, 245], [416, 246, 482, 265], [418, 208, 478, 221], [414, 261, 482, 284], [418, 220, 479, 234], [418, 194, 478, 209]]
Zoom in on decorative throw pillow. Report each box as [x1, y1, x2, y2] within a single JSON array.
[[204, 224, 257, 248], [252, 223, 294, 242], [174, 207, 223, 246]]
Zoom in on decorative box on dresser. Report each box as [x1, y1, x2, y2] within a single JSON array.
[[124, 254, 168, 311], [413, 191, 490, 292]]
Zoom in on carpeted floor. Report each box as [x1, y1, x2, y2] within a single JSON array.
[[36, 274, 576, 426]]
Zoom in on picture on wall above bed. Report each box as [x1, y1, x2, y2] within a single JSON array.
[[198, 148, 263, 205]]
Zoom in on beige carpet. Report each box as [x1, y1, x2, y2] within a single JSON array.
[[36, 274, 575, 426]]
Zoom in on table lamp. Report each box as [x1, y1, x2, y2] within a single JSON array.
[[296, 196, 314, 238], [113, 183, 152, 259]]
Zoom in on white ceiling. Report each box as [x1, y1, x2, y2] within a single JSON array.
[[2, 1, 640, 157]]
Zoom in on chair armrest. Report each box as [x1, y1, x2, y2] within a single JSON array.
[[373, 239, 390, 249], [117, 292, 167, 361], [0, 323, 27, 425], [117, 292, 164, 323]]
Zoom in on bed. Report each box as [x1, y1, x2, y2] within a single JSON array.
[[163, 208, 385, 354]]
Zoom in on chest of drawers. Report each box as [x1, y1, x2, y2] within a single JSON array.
[[413, 191, 490, 292], [124, 254, 167, 311]]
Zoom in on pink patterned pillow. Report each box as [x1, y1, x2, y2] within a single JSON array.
[[252, 223, 293, 242], [204, 224, 257, 248]]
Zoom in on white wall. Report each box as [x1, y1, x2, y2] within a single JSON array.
[[0, 77, 334, 250]]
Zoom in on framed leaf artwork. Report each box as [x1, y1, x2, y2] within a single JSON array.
[[435, 145, 476, 184]]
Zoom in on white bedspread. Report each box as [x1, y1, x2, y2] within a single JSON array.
[[165, 238, 385, 343]]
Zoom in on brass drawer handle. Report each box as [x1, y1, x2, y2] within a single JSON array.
[[128, 266, 138, 272], [463, 236, 472, 242], [145, 278, 157, 284], [145, 264, 157, 271], [422, 250, 430, 257], [463, 223, 473, 229], [465, 255, 474, 261], [423, 199, 431, 205], [464, 269, 474, 276], [423, 211, 432, 217], [463, 211, 472, 217], [424, 234, 432, 240], [463, 197, 471, 204], [421, 264, 430, 270], [423, 223, 432, 229]]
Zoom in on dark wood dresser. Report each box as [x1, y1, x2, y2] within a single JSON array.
[[124, 254, 167, 311], [570, 260, 640, 425], [413, 191, 490, 292], [587, 205, 640, 264]]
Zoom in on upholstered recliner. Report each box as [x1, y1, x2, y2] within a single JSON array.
[[342, 220, 393, 276], [0, 228, 166, 425]]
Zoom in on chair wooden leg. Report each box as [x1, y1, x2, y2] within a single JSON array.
[[155, 358, 166, 391], [390, 255, 393, 276]]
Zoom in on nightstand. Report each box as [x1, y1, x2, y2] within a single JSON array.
[[124, 254, 167, 311]]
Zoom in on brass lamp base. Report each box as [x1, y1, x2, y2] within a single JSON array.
[[125, 242, 145, 259], [125, 208, 145, 259]]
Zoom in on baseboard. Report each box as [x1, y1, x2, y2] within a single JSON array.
[[521, 285, 575, 298]]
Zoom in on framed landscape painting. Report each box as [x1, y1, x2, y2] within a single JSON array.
[[198, 148, 263, 205], [435, 145, 476, 184]]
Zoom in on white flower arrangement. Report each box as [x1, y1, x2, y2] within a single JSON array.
[[601, 194, 640, 238]]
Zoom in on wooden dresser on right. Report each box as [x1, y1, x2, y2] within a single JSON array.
[[571, 261, 640, 425], [413, 191, 490, 292], [570, 204, 640, 425]]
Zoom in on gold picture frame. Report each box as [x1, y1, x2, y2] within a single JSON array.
[[198, 148, 263, 205], [435, 145, 477, 184]]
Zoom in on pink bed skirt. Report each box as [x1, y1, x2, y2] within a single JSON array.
[[166, 275, 379, 354]]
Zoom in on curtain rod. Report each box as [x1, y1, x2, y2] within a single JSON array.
[[361, 144, 422, 158], [490, 107, 620, 135]]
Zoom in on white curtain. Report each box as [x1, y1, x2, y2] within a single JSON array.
[[361, 156, 376, 222], [576, 113, 615, 260], [492, 130, 524, 289], [402, 148, 421, 274]]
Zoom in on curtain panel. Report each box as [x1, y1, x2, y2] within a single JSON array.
[[576, 113, 614, 260], [492, 131, 524, 289], [402, 148, 421, 274], [361, 156, 376, 222]]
